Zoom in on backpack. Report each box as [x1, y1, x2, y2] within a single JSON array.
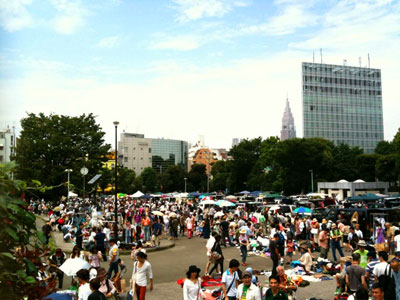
[[378, 264, 396, 300], [278, 232, 285, 245]]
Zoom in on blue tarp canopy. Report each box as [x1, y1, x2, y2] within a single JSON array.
[[348, 193, 383, 201], [250, 191, 263, 196]]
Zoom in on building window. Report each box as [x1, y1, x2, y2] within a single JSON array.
[[0, 145, 3, 150], [149, 148, 152, 153], [0, 155, 3, 162], [124, 157, 128, 162]]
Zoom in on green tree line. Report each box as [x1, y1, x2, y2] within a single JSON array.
[[13, 113, 400, 199]]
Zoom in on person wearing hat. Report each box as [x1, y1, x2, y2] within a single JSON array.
[[330, 223, 345, 262], [49, 248, 66, 288], [96, 267, 117, 298], [239, 228, 249, 266], [235, 270, 261, 300], [354, 240, 369, 268], [183, 265, 205, 300], [36, 262, 52, 286]]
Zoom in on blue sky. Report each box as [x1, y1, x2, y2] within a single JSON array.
[[1, 0, 400, 149]]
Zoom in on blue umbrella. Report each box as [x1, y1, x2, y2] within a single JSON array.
[[216, 200, 235, 207], [239, 190, 251, 194], [293, 207, 312, 214]]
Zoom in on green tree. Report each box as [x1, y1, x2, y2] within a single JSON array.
[[375, 141, 395, 155], [118, 167, 136, 194], [330, 144, 363, 181], [271, 138, 334, 195], [376, 154, 398, 186], [0, 163, 56, 299], [228, 138, 263, 192], [210, 160, 231, 192], [159, 165, 186, 192], [140, 167, 157, 193], [188, 164, 207, 192], [355, 154, 378, 181], [15, 113, 110, 201]]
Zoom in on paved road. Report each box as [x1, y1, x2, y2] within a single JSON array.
[[36, 215, 336, 299], [102, 236, 335, 300]]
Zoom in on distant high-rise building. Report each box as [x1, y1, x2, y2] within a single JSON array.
[[280, 98, 296, 140], [119, 133, 188, 174], [232, 138, 243, 148], [302, 62, 384, 153], [0, 126, 16, 163]]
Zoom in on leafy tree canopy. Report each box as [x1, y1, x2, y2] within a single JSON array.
[[15, 113, 110, 201]]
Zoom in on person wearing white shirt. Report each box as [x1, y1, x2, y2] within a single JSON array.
[[132, 251, 153, 299], [205, 232, 217, 275], [76, 269, 92, 300], [221, 259, 240, 300], [373, 251, 389, 281], [236, 271, 261, 300], [395, 232, 400, 254], [355, 224, 363, 240], [183, 265, 205, 300]]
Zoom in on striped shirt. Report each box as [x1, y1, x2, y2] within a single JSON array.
[[366, 258, 380, 289]]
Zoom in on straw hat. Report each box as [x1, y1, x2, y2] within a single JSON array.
[[357, 240, 367, 247]]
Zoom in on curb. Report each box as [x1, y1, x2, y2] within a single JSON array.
[[35, 214, 175, 254]]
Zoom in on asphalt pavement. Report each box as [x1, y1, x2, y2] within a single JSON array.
[[36, 216, 336, 299], [105, 236, 336, 300]]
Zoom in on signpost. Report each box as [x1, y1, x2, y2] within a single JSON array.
[[80, 167, 89, 199], [88, 174, 102, 205]]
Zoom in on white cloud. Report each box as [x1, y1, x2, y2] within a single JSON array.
[[172, 0, 249, 22], [149, 35, 202, 51], [50, 0, 86, 34], [240, 4, 317, 36], [96, 36, 121, 48], [0, 0, 33, 32], [289, 1, 400, 51]]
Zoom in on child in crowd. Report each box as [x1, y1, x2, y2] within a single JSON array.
[[286, 238, 295, 265]]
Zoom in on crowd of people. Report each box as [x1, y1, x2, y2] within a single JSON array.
[[32, 195, 400, 300]]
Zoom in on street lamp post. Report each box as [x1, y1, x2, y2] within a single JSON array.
[[113, 121, 119, 240], [184, 177, 187, 193], [65, 169, 73, 201], [309, 169, 314, 193]]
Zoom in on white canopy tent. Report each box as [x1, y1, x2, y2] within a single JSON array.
[[131, 191, 144, 198]]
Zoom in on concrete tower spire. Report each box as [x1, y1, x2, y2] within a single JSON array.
[[280, 97, 296, 140]]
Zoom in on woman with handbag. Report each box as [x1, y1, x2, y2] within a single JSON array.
[[183, 265, 205, 300], [209, 235, 224, 276], [96, 267, 117, 300], [131, 251, 153, 300]]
